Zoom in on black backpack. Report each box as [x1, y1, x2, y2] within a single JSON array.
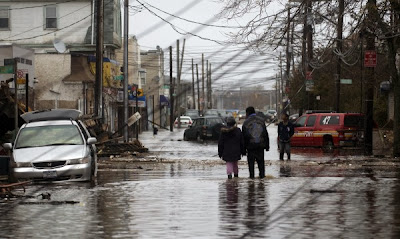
[[246, 120, 264, 145]]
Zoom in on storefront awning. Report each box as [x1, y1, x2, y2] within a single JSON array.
[[160, 95, 169, 106]]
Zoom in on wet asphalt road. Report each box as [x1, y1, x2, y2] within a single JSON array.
[[1, 125, 400, 238]]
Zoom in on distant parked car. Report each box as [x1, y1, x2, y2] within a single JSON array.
[[204, 109, 221, 117], [183, 116, 224, 141], [218, 110, 233, 122], [238, 110, 246, 120], [185, 109, 200, 120], [174, 116, 193, 127], [3, 109, 98, 182]]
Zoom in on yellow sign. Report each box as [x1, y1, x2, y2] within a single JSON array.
[[17, 78, 26, 84], [89, 61, 122, 88], [137, 89, 144, 97]]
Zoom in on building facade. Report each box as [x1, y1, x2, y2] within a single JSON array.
[[0, 0, 122, 132]]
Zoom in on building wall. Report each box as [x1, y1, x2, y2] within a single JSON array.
[[141, 47, 165, 127], [34, 53, 84, 110], [115, 36, 140, 85], [0, 1, 92, 45]]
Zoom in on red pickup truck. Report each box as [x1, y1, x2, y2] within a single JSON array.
[[291, 113, 364, 150]]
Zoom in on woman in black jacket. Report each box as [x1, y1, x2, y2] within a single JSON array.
[[218, 117, 246, 179]]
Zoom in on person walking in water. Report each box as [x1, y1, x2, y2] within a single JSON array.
[[218, 116, 245, 179], [242, 107, 270, 179], [278, 113, 294, 161]]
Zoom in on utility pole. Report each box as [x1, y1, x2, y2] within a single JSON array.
[[169, 46, 174, 132], [123, 0, 129, 142], [14, 58, 18, 133], [285, 5, 291, 113], [196, 64, 200, 115], [364, 0, 378, 155], [300, 1, 307, 116], [191, 59, 195, 109], [335, 0, 344, 113], [206, 60, 209, 109], [176, 40, 181, 128], [201, 53, 205, 113], [279, 52, 283, 113], [95, 0, 104, 119], [209, 63, 212, 109], [276, 74, 279, 113], [306, 0, 313, 110], [178, 39, 186, 127]]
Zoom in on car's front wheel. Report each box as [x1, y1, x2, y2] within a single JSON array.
[[184, 133, 189, 141]]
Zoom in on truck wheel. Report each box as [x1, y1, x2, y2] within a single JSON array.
[[323, 139, 334, 153]]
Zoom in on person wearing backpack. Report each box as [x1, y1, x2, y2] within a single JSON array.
[[218, 117, 246, 179], [242, 106, 270, 179]]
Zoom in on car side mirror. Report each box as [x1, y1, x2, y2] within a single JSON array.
[[87, 137, 97, 145], [2, 143, 12, 150]]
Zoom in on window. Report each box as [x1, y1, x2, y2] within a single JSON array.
[[344, 115, 364, 128], [45, 6, 57, 29], [0, 6, 10, 29], [306, 115, 317, 127], [319, 115, 340, 125], [15, 125, 83, 149], [296, 116, 307, 127]]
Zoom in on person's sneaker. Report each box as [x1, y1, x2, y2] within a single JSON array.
[[228, 175, 232, 179], [234, 174, 239, 178]]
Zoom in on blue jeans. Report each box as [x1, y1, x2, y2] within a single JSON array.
[[279, 141, 291, 160]]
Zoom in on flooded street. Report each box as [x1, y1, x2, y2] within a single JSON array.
[[1, 125, 400, 238]]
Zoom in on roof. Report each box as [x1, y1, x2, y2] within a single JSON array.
[[21, 109, 81, 123]]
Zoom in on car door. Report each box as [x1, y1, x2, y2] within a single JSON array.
[[292, 115, 307, 146], [304, 115, 317, 146]]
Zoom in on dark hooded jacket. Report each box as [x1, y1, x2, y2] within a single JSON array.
[[218, 126, 245, 162]]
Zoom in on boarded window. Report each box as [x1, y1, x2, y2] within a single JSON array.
[[45, 6, 57, 29], [0, 6, 10, 29]]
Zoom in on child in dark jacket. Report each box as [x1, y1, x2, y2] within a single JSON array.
[[218, 117, 246, 179]]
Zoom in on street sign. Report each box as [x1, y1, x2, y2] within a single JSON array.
[[0, 65, 14, 74], [127, 112, 141, 126], [17, 78, 26, 84], [306, 80, 314, 92], [340, 79, 352, 85], [364, 50, 377, 67]]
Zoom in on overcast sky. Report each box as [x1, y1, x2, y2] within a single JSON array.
[[129, 0, 283, 90]]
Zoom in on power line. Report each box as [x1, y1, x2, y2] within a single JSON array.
[[140, 1, 245, 29], [136, 0, 225, 45]]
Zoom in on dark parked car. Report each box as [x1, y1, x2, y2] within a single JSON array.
[[183, 116, 224, 141]]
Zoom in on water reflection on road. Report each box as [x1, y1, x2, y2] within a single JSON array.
[[2, 125, 400, 238], [1, 164, 400, 238]]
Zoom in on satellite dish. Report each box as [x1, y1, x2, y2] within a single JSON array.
[[53, 38, 66, 53]]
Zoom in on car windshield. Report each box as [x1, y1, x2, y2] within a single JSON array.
[[15, 125, 84, 149]]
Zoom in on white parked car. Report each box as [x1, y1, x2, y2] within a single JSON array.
[[174, 116, 193, 127], [3, 109, 98, 182]]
